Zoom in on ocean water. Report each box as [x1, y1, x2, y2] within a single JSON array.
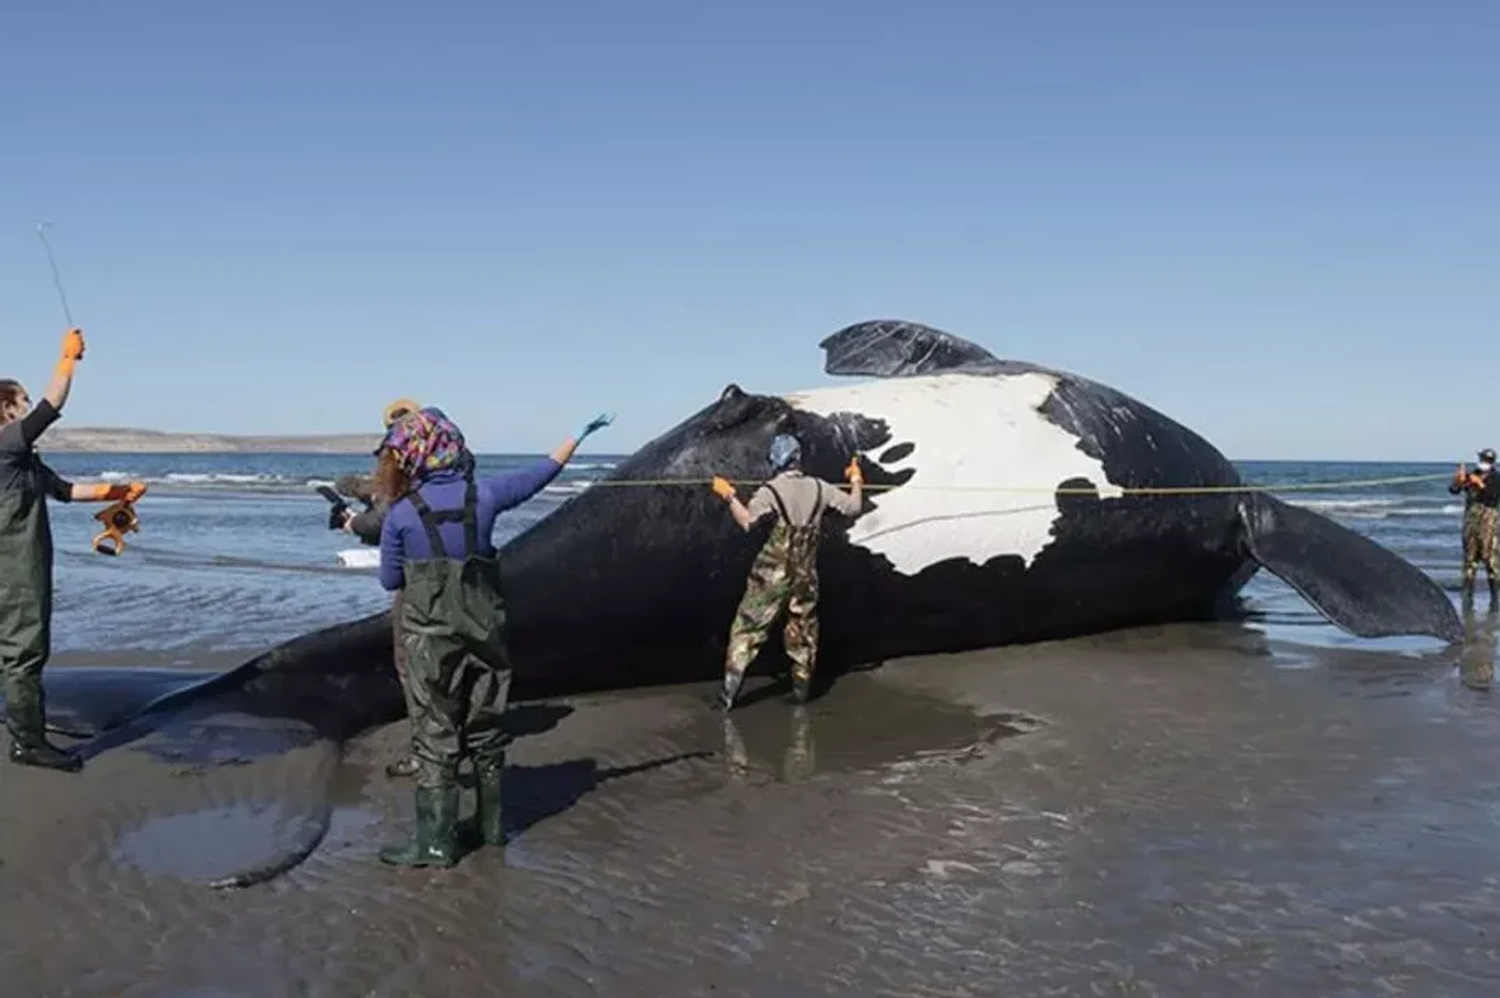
[[39, 452, 610, 656], [32, 453, 1469, 661]]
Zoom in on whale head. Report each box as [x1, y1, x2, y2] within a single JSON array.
[[496, 381, 900, 694]]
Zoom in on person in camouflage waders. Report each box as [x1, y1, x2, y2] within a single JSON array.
[[374, 405, 613, 867], [1450, 447, 1500, 601], [711, 433, 865, 711], [1, 329, 149, 772]]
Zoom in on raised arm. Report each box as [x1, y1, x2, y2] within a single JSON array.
[[483, 411, 616, 512], [43, 328, 86, 418], [483, 455, 566, 512], [1451, 463, 1484, 496], [549, 411, 614, 467], [712, 478, 774, 532], [5, 329, 87, 450], [820, 456, 865, 516]]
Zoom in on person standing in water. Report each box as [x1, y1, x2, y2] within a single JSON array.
[[331, 397, 423, 778], [375, 405, 613, 867], [1451, 447, 1500, 600], [710, 433, 864, 711], [0, 329, 149, 771]]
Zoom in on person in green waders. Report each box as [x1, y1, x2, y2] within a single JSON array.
[[0, 328, 149, 772], [374, 405, 613, 867]]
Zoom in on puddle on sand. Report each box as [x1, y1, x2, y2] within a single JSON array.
[[709, 674, 1042, 784], [309, 760, 388, 859], [112, 800, 341, 884], [112, 748, 392, 885], [131, 714, 323, 770]]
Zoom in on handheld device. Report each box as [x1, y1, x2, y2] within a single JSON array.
[[92, 500, 140, 556], [316, 485, 352, 531]]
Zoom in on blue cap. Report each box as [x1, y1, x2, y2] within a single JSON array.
[[768, 434, 801, 472]]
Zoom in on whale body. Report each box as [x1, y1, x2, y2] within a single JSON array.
[[12, 319, 1461, 885], [494, 319, 1460, 692], [23, 319, 1463, 751]]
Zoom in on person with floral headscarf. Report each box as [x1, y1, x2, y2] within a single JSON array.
[[374, 405, 613, 868], [323, 397, 425, 779]]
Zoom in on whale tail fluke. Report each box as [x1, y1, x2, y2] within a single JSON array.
[[1237, 491, 1462, 644]]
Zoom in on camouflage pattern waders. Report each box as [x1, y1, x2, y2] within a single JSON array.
[[0, 484, 80, 772], [720, 483, 822, 709], [1462, 502, 1500, 591], [379, 472, 512, 868]]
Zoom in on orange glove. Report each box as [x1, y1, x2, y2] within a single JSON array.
[[845, 456, 864, 485], [56, 327, 85, 376], [711, 476, 736, 501], [82, 481, 148, 503], [61, 328, 86, 360]]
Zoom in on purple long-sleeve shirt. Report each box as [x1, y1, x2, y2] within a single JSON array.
[[378, 457, 563, 591]]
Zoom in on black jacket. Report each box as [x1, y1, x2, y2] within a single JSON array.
[[347, 500, 389, 546], [1450, 468, 1500, 508], [334, 473, 389, 546]]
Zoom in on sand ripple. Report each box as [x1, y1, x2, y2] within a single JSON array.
[[5, 626, 1500, 996]]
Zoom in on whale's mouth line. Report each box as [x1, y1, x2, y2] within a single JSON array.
[[851, 502, 1060, 542]]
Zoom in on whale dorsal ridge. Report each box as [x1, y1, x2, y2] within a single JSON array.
[[818, 319, 1005, 379]]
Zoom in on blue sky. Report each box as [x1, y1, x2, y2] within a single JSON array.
[[1, 1, 1494, 459]]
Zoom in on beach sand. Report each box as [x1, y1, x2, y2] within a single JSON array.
[[3, 620, 1499, 997]]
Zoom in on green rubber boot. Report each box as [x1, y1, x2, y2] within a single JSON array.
[[6, 679, 81, 773], [475, 757, 505, 847], [379, 785, 459, 868]]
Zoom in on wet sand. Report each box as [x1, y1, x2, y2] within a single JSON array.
[[4, 616, 1500, 997]]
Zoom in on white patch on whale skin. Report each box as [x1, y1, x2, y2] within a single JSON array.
[[784, 373, 1124, 575]]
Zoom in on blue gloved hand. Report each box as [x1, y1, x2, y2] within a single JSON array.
[[578, 411, 614, 440]]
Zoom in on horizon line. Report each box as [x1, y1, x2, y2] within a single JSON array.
[[38, 447, 1467, 466]]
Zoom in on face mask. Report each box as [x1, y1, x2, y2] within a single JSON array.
[[1480, 463, 1493, 474]]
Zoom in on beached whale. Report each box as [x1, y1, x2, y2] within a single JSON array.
[[52, 317, 1471, 701], [33, 317, 1468, 705], [32, 315, 1464, 705], [8, 319, 1461, 884], [496, 318, 1461, 691]]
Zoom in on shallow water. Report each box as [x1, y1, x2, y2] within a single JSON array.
[[4, 454, 1498, 995]]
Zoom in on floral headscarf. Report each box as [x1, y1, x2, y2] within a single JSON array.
[[378, 406, 469, 479]]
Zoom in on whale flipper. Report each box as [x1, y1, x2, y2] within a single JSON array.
[[1238, 492, 1462, 643], [819, 319, 1008, 378]]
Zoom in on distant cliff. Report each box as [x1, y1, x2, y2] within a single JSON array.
[[42, 426, 382, 454]]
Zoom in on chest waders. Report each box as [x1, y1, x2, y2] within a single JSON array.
[[381, 587, 420, 779], [0, 466, 82, 772], [1461, 489, 1500, 597], [718, 481, 824, 710], [379, 472, 513, 868]]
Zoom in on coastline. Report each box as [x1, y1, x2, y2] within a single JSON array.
[[41, 426, 384, 454]]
